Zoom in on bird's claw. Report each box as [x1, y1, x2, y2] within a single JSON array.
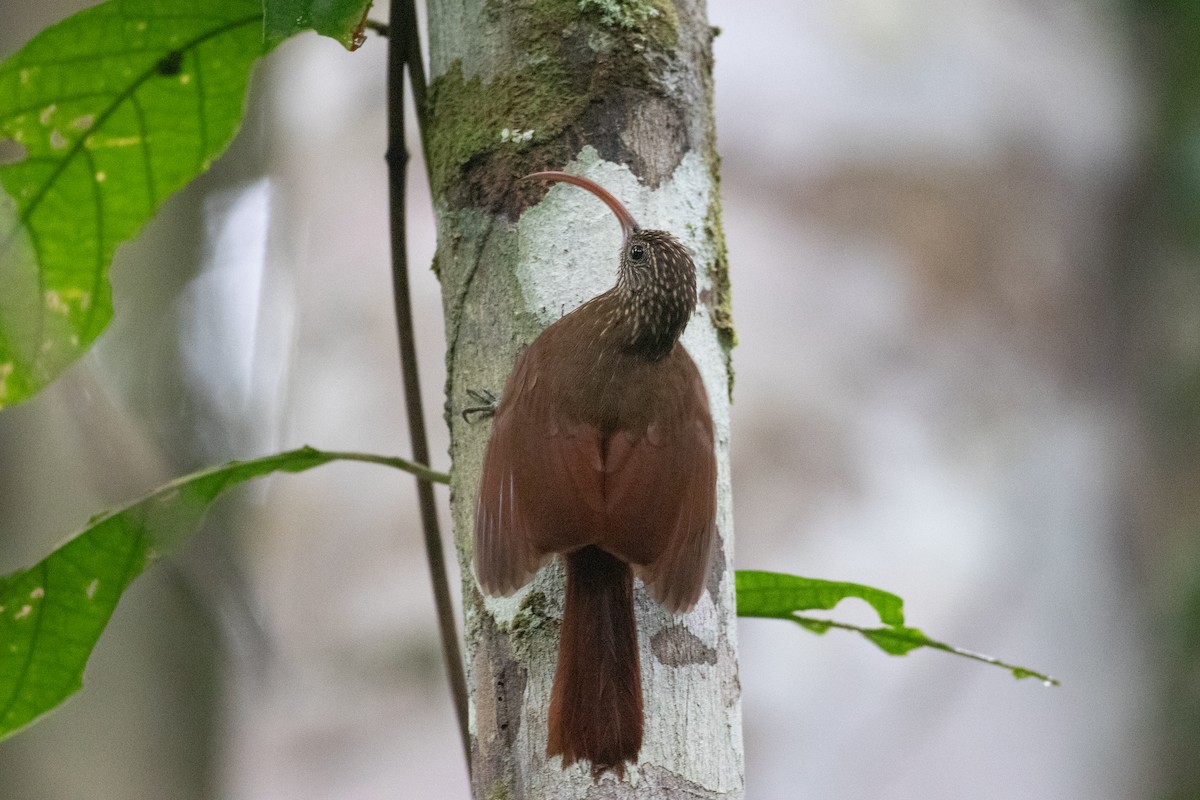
[[462, 388, 499, 423]]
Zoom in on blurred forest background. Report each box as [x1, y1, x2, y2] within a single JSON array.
[[0, 1, 1197, 798]]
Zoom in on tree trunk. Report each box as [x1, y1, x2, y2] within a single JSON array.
[[425, 1, 743, 796]]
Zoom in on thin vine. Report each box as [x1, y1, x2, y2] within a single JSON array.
[[382, 0, 472, 770]]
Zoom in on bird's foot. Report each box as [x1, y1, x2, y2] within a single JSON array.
[[462, 388, 499, 423]]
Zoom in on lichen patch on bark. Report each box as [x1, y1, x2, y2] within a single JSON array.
[[650, 623, 719, 667]]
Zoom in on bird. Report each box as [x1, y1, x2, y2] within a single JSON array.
[[473, 170, 717, 779]]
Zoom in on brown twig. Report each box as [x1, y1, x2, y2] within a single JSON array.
[[363, 19, 389, 38]]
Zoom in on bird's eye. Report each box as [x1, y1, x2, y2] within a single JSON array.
[[629, 243, 646, 262]]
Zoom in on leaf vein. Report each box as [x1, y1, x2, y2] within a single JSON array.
[[81, 147, 105, 337], [128, 92, 158, 214]]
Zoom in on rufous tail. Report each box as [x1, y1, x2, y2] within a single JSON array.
[[547, 546, 643, 779]]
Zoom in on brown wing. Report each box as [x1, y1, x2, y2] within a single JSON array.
[[474, 340, 606, 596], [600, 351, 717, 613]]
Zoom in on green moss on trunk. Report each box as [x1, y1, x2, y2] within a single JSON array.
[[426, 0, 682, 211], [426, 59, 582, 201], [702, 161, 736, 397]]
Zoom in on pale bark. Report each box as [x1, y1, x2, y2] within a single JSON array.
[[425, 1, 743, 797]]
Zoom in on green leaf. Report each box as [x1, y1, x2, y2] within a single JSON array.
[[264, 0, 375, 50], [0, 0, 272, 409], [736, 569, 906, 626], [0, 447, 448, 742], [735, 569, 1060, 686]]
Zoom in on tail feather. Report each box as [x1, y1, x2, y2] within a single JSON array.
[[547, 546, 642, 778]]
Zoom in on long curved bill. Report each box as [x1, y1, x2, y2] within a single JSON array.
[[524, 171, 640, 239]]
